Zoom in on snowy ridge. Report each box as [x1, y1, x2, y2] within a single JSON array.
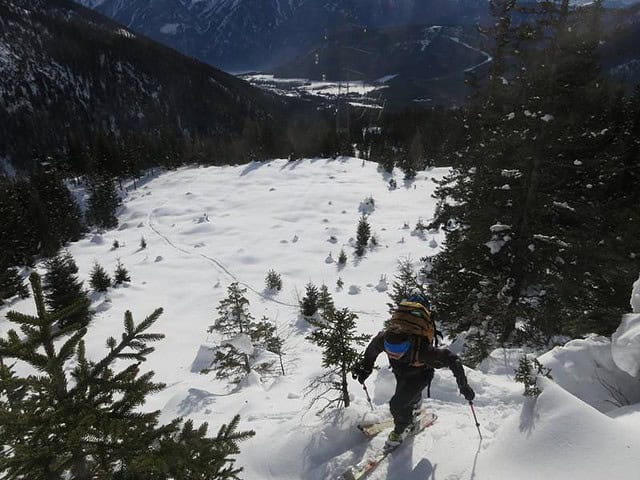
[[2, 158, 639, 479]]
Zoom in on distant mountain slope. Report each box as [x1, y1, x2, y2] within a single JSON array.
[[271, 23, 489, 106], [602, 4, 640, 86], [0, 0, 289, 171], [76, 0, 488, 72]]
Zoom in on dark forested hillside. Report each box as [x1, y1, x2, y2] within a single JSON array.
[[420, 0, 640, 362], [0, 0, 297, 172]]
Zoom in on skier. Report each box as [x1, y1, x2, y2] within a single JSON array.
[[352, 291, 475, 448]]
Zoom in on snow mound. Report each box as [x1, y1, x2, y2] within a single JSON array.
[[477, 348, 529, 376], [479, 379, 640, 480], [539, 336, 640, 412], [190, 345, 215, 373]]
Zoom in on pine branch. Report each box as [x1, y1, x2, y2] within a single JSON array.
[[75, 308, 164, 391]]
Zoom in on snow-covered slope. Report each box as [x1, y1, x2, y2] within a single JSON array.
[[2, 158, 639, 479], [479, 378, 640, 480]]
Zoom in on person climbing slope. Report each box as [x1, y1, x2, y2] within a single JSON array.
[[352, 290, 475, 448]]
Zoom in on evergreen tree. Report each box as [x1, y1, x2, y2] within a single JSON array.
[[209, 282, 253, 336], [300, 282, 320, 317], [265, 269, 282, 292], [0, 171, 83, 267], [207, 284, 283, 382], [355, 213, 371, 257], [427, 0, 640, 360], [0, 266, 29, 305], [140, 236, 147, 249], [0, 273, 254, 479], [338, 249, 347, 266], [248, 316, 285, 376], [207, 283, 254, 382], [514, 355, 552, 397], [305, 307, 370, 411], [113, 259, 131, 285], [399, 129, 423, 179], [388, 258, 420, 307], [86, 175, 120, 229], [89, 261, 111, 293], [43, 250, 90, 326], [30, 164, 84, 256], [318, 284, 335, 316]]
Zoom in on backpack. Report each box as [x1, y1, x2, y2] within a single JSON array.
[[387, 300, 437, 345], [386, 301, 443, 397]]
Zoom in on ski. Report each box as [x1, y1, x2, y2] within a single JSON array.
[[357, 407, 430, 438], [342, 412, 437, 480]]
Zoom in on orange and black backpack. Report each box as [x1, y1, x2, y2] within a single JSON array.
[[386, 299, 442, 371]]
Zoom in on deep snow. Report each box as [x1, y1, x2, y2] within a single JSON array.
[[2, 158, 639, 479]]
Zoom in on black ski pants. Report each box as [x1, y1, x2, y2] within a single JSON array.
[[390, 367, 434, 432]]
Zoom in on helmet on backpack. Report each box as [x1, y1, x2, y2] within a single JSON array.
[[388, 289, 434, 345], [406, 289, 430, 310]]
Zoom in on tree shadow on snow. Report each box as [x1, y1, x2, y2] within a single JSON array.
[[240, 160, 270, 176], [519, 396, 539, 436], [175, 388, 220, 417]]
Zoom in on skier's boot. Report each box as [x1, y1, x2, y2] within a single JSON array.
[[384, 429, 406, 449]]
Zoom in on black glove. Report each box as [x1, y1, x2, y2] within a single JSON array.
[[351, 363, 372, 384], [459, 383, 475, 402]]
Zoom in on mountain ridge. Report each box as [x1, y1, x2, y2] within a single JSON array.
[[0, 0, 294, 172]]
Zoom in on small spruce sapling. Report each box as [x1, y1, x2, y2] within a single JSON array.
[[113, 259, 131, 285], [355, 213, 371, 257], [208, 284, 283, 382], [265, 269, 282, 292], [387, 257, 419, 309], [338, 249, 347, 266], [318, 284, 335, 316], [305, 306, 370, 411], [89, 261, 111, 292], [300, 282, 320, 317], [207, 283, 254, 382], [514, 355, 552, 397]]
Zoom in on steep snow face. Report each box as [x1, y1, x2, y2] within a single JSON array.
[[612, 315, 640, 378], [611, 275, 640, 378], [539, 336, 640, 412], [478, 379, 640, 480]]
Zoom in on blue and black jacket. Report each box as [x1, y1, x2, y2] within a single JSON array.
[[362, 330, 469, 389]]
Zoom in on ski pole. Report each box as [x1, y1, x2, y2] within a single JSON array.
[[469, 401, 482, 440], [362, 382, 374, 411]]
